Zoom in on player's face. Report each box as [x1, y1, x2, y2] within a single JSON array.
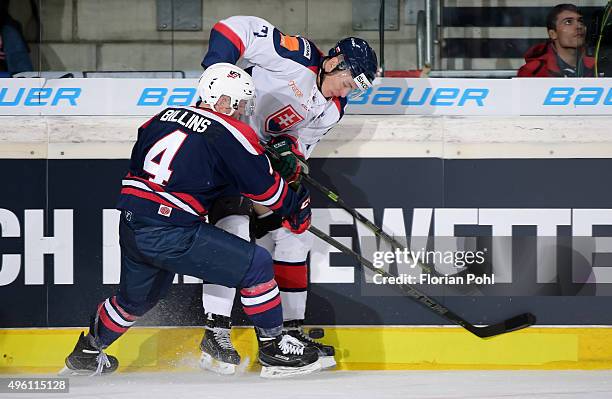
[[550, 10, 586, 49], [213, 95, 233, 115], [321, 70, 359, 98], [213, 96, 255, 118]]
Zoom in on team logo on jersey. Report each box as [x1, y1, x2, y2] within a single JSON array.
[[265, 105, 304, 133], [227, 71, 241, 79]]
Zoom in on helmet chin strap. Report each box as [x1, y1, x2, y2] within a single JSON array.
[[317, 56, 338, 98]]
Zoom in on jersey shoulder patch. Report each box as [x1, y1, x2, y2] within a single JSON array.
[[272, 28, 322, 73]]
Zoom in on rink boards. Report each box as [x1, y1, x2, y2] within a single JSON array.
[[4, 326, 612, 372], [3, 154, 612, 370], [3, 157, 612, 325]]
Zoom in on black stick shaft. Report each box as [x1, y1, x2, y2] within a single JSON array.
[[264, 145, 536, 336], [308, 225, 535, 338], [303, 174, 407, 247], [264, 146, 435, 274], [301, 174, 441, 275]]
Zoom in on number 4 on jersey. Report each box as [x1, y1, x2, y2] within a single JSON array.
[[143, 130, 187, 185]]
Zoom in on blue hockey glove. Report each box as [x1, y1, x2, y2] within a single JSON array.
[[282, 186, 311, 234]]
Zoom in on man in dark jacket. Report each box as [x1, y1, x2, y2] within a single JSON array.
[[0, 0, 33, 76], [518, 3, 594, 77]]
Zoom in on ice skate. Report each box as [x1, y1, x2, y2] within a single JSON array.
[[284, 320, 336, 369], [199, 313, 248, 375], [258, 333, 321, 378], [58, 332, 118, 376]]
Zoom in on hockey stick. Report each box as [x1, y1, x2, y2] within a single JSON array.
[[263, 146, 438, 276], [301, 172, 418, 256], [308, 224, 536, 338]]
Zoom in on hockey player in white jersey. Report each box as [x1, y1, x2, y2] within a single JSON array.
[[199, 15, 378, 374]]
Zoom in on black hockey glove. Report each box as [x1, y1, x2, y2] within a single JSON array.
[[267, 135, 307, 183], [250, 211, 284, 239], [282, 186, 311, 234]]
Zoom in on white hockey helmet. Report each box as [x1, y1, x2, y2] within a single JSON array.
[[197, 63, 256, 116]]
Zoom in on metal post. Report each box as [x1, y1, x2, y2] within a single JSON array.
[[434, 0, 441, 70], [425, 0, 433, 67], [379, 0, 385, 76], [416, 10, 425, 69]]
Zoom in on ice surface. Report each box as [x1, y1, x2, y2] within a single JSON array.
[[5, 370, 612, 399]]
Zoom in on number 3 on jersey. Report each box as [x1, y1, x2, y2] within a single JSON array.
[[143, 130, 187, 185]]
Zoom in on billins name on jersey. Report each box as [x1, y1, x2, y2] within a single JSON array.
[[160, 109, 212, 133]]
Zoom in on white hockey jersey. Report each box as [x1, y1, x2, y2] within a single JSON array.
[[202, 16, 347, 159]]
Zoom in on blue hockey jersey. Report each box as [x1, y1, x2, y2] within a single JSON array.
[[117, 106, 300, 225]]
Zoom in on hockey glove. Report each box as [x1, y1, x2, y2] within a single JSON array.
[[251, 211, 284, 239], [282, 186, 311, 234], [268, 135, 307, 184]]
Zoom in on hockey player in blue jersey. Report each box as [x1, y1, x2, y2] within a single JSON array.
[[60, 63, 320, 379], [198, 16, 378, 374]]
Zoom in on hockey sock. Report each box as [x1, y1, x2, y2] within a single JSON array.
[[89, 296, 138, 348], [273, 260, 307, 291], [202, 283, 235, 317], [238, 246, 283, 336], [241, 246, 274, 287], [273, 259, 308, 321], [240, 279, 283, 337]]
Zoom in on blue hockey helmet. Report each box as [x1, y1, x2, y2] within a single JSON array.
[[328, 37, 378, 93]]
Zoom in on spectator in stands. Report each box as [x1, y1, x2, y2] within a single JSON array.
[[0, 28, 6, 76], [518, 3, 594, 77], [0, 0, 33, 77]]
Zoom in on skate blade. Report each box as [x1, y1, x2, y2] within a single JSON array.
[[260, 359, 322, 379], [235, 356, 250, 375], [57, 365, 96, 377], [199, 352, 250, 376], [58, 365, 75, 376], [320, 356, 336, 370]]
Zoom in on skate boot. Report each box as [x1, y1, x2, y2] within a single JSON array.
[[284, 320, 336, 369], [199, 313, 246, 375], [59, 332, 118, 376], [258, 332, 321, 378]]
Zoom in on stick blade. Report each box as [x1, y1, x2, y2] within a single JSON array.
[[470, 313, 536, 338]]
